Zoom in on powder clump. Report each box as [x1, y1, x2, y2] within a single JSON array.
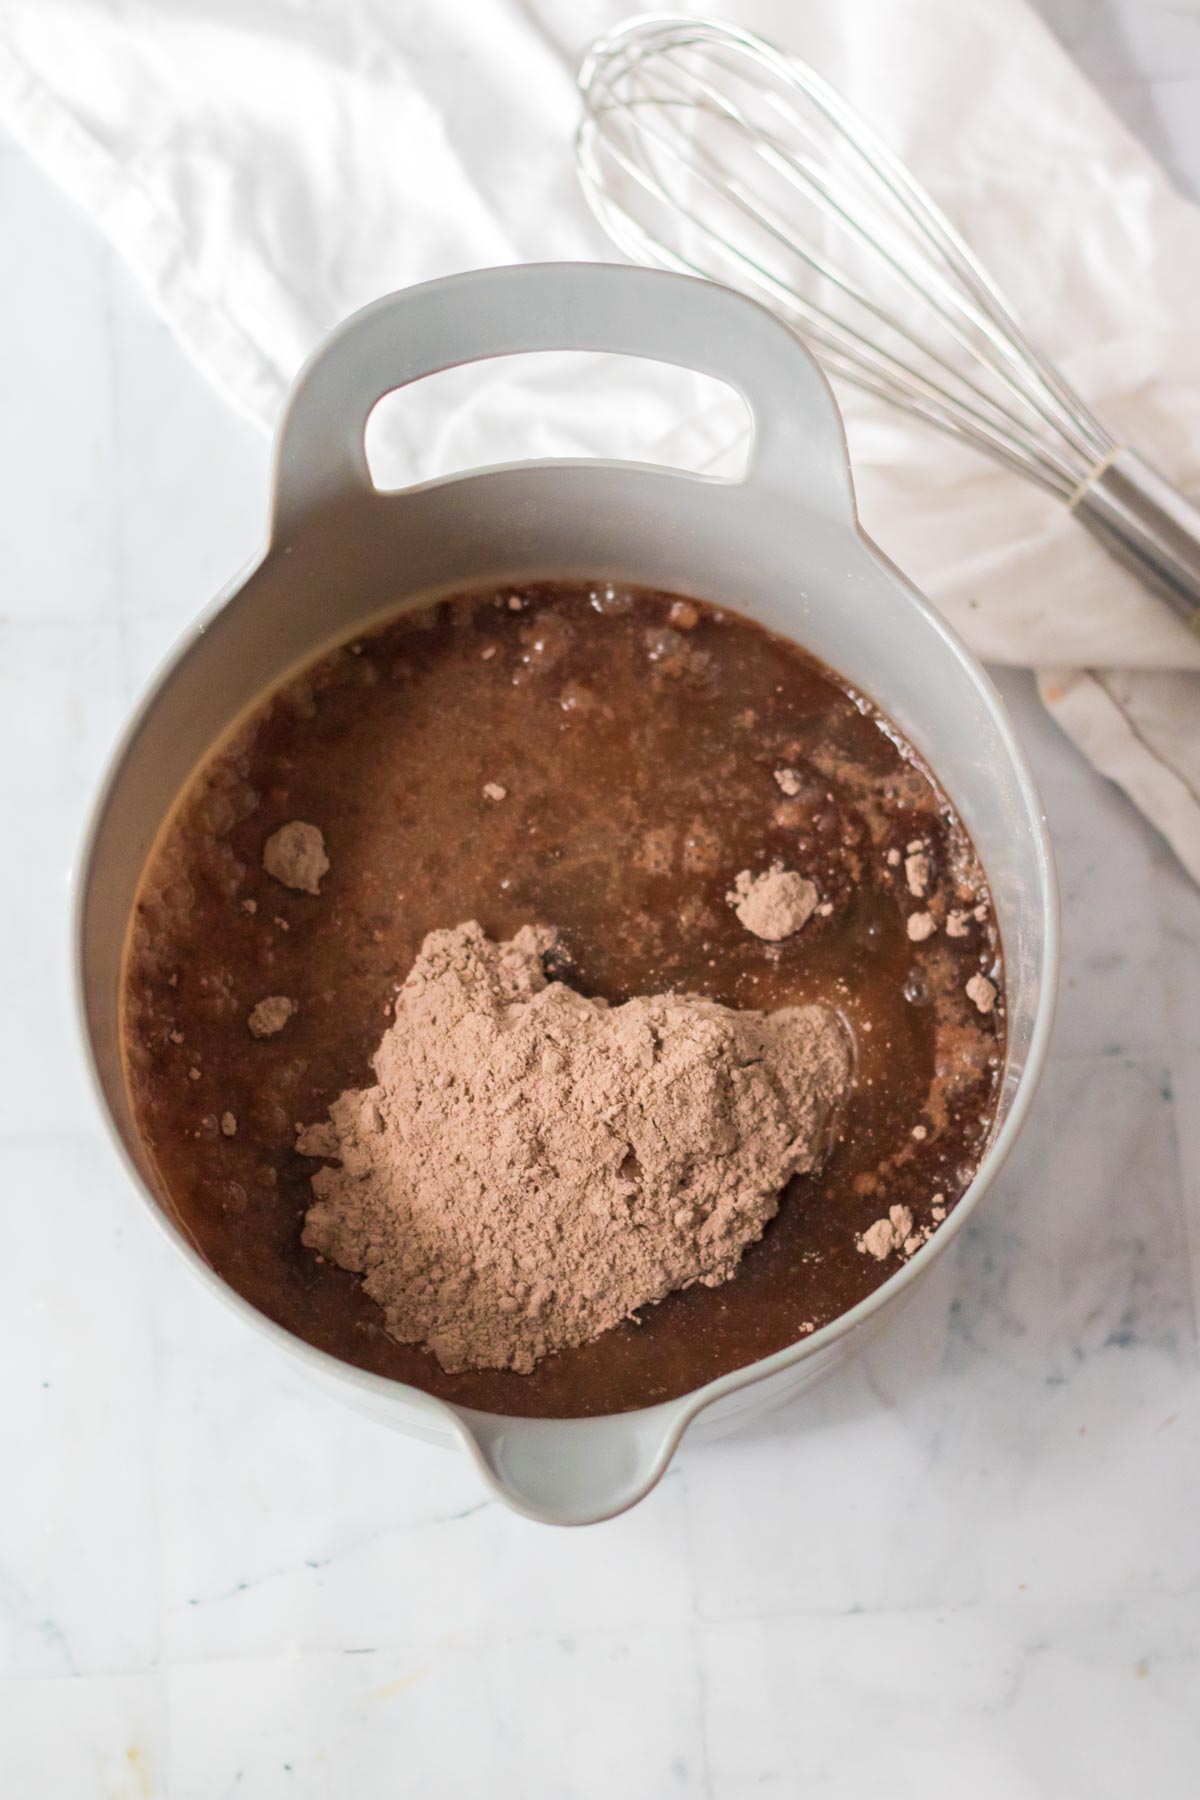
[[262, 820, 329, 894], [299, 922, 851, 1374], [857, 1204, 915, 1261], [966, 972, 998, 1014], [729, 867, 818, 942], [905, 850, 931, 897], [248, 995, 297, 1039]]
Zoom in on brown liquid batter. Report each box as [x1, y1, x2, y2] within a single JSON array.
[[123, 582, 1004, 1417]]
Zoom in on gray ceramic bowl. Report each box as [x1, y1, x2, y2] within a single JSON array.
[[75, 263, 1058, 1525]]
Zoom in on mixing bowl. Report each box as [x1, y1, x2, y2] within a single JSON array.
[[75, 262, 1058, 1525]]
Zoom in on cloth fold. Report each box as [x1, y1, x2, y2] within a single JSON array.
[[4, 0, 1198, 877]]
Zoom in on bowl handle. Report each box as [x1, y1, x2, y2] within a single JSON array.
[[270, 262, 856, 538]]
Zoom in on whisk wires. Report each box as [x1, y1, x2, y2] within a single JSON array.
[[577, 16, 1115, 498]]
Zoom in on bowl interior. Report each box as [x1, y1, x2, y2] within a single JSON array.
[[77, 459, 1055, 1429]]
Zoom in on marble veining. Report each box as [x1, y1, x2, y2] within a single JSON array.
[[2, 5, 1200, 1794]]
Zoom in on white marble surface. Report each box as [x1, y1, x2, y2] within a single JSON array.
[[4, 3, 1200, 1794]]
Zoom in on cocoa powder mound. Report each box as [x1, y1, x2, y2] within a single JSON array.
[[299, 922, 851, 1374]]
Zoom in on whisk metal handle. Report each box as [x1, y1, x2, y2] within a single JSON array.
[[1073, 450, 1200, 635]]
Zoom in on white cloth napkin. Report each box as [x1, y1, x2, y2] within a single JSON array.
[[4, 0, 1199, 877]]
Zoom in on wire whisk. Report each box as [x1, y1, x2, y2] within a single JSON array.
[[577, 14, 1200, 630]]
